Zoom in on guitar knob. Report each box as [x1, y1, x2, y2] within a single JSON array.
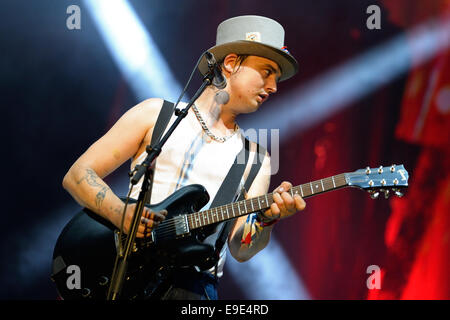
[[384, 189, 390, 199], [81, 288, 91, 298], [369, 191, 379, 199], [98, 276, 109, 286], [395, 190, 404, 198]]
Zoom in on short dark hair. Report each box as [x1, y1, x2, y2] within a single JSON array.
[[218, 54, 249, 72]]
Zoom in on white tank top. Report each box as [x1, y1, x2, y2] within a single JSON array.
[[129, 102, 244, 277]]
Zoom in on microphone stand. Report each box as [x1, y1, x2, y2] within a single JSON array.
[[106, 63, 215, 300]]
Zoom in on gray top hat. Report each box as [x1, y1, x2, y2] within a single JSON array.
[[198, 15, 298, 82]]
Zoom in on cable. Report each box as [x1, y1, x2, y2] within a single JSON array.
[[172, 51, 209, 113]]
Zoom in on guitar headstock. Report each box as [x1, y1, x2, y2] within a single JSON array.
[[346, 164, 409, 199]]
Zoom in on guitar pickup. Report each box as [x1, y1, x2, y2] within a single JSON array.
[[174, 214, 190, 237]]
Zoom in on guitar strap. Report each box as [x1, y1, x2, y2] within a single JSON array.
[[150, 100, 175, 147], [209, 137, 266, 264]]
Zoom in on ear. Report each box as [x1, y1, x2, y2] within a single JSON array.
[[222, 53, 239, 75]]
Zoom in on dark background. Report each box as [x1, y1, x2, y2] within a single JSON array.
[[1, 0, 449, 300]]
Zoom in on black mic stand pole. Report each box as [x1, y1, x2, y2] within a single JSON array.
[[106, 64, 215, 300]]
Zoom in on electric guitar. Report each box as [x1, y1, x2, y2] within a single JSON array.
[[51, 164, 409, 300]]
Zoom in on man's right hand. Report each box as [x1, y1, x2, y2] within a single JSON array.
[[113, 203, 168, 238]]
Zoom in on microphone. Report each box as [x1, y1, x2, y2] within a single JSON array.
[[205, 51, 227, 89]]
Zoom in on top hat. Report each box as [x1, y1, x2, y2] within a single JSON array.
[[198, 15, 298, 82]]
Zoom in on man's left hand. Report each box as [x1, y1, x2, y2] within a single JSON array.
[[261, 181, 306, 221]]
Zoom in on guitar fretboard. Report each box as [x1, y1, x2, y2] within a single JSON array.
[[187, 173, 347, 230]]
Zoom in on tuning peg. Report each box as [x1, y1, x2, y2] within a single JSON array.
[[384, 189, 390, 199], [369, 191, 380, 199], [394, 190, 404, 198]]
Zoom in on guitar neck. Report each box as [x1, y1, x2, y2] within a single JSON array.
[[187, 173, 348, 230]]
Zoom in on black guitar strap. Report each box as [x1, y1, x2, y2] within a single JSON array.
[[145, 99, 175, 194], [209, 136, 266, 264], [150, 100, 175, 147]]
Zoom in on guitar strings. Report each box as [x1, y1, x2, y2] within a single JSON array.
[[135, 173, 350, 242], [137, 203, 246, 241], [141, 197, 271, 240], [151, 171, 391, 238], [140, 183, 312, 238]]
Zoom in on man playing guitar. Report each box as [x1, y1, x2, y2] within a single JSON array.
[[61, 15, 306, 299]]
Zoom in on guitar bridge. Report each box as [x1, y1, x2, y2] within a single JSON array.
[[113, 230, 156, 253]]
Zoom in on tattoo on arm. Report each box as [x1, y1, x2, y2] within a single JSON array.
[[77, 168, 111, 209], [76, 168, 103, 187], [110, 205, 124, 216], [95, 186, 110, 208]]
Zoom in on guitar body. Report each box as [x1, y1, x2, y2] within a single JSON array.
[[52, 184, 215, 300]]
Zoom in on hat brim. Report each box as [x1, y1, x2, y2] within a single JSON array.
[[198, 40, 298, 82]]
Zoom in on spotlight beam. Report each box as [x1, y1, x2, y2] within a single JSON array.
[[83, 0, 182, 101]]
